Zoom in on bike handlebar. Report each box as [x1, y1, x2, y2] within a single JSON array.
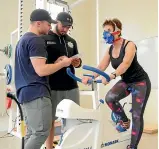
[[66, 65, 110, 84], [82, 65, 110, 82]]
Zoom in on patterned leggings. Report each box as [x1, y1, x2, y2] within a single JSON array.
[[105, 77, 151, 149]]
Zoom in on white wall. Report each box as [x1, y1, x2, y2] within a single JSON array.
[[0, 0, 35, 114], [98, 0, 158, 41], [0, 0, 18, 114], [70, 0, 97, 108], [0, 0, 18, 71]]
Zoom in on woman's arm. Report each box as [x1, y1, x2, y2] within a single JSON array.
[[112, 42, 136, 77]]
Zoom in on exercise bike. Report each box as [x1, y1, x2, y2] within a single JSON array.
[[55, 65, 131, 149]]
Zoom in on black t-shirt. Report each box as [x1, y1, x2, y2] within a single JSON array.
[[109, 39, 147, 83], [42, 31, 80, 90]]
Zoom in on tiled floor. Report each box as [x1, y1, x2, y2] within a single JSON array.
[[0, 116, 158, 149]]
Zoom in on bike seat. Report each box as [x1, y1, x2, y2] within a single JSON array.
[[56, 99, 100, 120]]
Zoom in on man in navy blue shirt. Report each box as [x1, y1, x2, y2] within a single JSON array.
[[14, 9, 73, 149]]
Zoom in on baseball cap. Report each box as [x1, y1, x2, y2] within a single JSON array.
[[56, 12, 73, 26], [30, 9, 57, 24]]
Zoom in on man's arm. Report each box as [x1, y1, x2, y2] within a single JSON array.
[[29, 37, 72, 77], [30, 58, 68, 77]]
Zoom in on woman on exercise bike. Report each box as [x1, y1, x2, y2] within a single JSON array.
[[82, 18, 151, 149]]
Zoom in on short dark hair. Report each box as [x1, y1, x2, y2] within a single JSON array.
[[103, 18, 122, 36]]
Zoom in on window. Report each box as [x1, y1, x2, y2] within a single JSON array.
[[47, 2, 72, 35], [36, 0, 66, 15], [36, 0, 45, 9], [35, 0, 71, 34], [47, 3, 64, 20]]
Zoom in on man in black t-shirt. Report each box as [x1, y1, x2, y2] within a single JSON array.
[[42, 12, 82, 149]]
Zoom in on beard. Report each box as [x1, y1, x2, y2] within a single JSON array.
[[56, 25, 66, 35]]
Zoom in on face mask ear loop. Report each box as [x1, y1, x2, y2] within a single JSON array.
[[112, 21, 120, 32], [112, 21, 121, 42]]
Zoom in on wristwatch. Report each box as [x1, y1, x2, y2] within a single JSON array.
[[111, 72, 116, 79]]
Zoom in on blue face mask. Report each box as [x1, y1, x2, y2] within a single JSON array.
[[103, 31, 114, 44]]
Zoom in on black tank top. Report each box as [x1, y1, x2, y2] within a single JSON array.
[[109, 39, 147, 83]]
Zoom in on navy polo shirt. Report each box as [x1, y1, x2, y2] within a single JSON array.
[[14, 32, 51, 104]]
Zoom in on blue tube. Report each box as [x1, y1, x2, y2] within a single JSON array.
[[66, 68, 81, 82], [66, 66, 110, 83], [82, 65, 110, 82], [96, 80, 102, 83], [66, 68, 92, 84], [83, 74, 95, 79], [83, 75, 102, 83]]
